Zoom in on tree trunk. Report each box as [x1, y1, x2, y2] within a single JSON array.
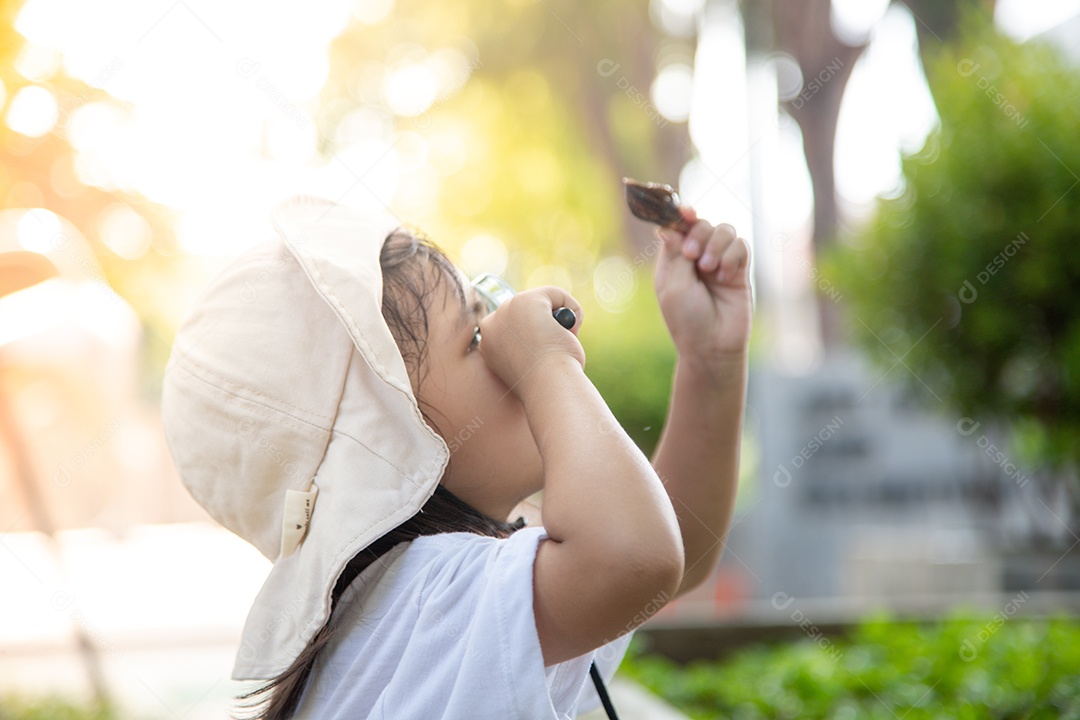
[[762, 0, 996, 348], [0, 357, 113, 708], [768, 0, 865, 347], [771, 0, 865, 251]]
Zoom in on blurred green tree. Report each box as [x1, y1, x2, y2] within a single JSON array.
[[319, 0, 693, 260], [744, 0, 998, 344], [752, 0, 997, 253], [822, 13, 1080, 522], [318, 0, 700, 451]]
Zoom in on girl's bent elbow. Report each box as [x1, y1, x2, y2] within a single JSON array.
[[657, 547, 685, 600], [651, 532, 686, 587], [625, 555, 682, 630], [627, 540, 684, 605]]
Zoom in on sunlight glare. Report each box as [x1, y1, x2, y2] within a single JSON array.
[[651, 0, 706, 36], [5, 85, 58, 137], [460, 234, 508, 278], [835, 4, 938, 209], [15, 44, 59, 82], [384, 59, 438, 117], [17, 208, 64, 253], [351, 0, 395, 24], [0, 278, 68, 346], [995, 0, 1080, 40], [830, 0, 891, 45], [97, 203, 152, 260], [16, 0, 355, 256], [651, 63, 694, 123]]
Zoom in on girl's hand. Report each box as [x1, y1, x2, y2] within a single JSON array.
[[478, 286, 586, 397], [653, 207, 752, 363]]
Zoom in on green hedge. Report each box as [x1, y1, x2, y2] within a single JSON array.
[[0, 695, 118, 720], [620, 613, 1080, 719]]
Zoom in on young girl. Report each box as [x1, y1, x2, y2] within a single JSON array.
[[161, 194, 751, 719]]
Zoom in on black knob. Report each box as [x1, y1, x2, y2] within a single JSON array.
[[553, 307, 576, 330]]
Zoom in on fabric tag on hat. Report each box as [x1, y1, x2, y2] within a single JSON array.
[[280, 485, 319, 558]]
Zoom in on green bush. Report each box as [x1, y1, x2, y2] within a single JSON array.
[[580, 287, 677, 458], [0, 695, 118, 720], [619, 614, 1080, 719], [821, 12, 1080, 477]]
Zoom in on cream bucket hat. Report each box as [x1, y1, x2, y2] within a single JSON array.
[[160, 195, 450, 680]]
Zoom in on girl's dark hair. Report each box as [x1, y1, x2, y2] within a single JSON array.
[[232, 228, 523, 720]]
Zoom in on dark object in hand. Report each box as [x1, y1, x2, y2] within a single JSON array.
[[622, 177, 693, 234], [553, 307, 576, 329]]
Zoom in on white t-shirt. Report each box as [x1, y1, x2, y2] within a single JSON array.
[[292, 525, 636, 719]]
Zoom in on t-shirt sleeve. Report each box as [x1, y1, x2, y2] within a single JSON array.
[[420, 525, 636, 719]]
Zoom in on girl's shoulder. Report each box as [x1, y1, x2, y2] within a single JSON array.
[[412, 526, 549, 601], [343, 526, 549, 604], [406, 526, 548, 569]]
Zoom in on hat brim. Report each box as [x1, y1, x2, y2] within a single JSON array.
[[230, 196, 450, 680]]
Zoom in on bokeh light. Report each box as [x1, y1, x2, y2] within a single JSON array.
[[5, 85, 58, 137]]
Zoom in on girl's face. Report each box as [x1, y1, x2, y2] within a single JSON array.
[[411, 262, 544, 523]]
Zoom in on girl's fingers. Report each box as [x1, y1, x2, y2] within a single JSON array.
[[717, 235, 750, 281], [656, 227, 682, 258], [658, 216, 746, 281], [682, 220, 714, 258], [696, 223, 737, 273]]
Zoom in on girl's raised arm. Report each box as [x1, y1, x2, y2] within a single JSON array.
[[478, 288, 685, 667]]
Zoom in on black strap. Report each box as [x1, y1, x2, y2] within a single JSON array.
[[588, 660, 620, 720]]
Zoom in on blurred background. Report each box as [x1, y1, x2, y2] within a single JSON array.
[[2, 0, 1079, 717]]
